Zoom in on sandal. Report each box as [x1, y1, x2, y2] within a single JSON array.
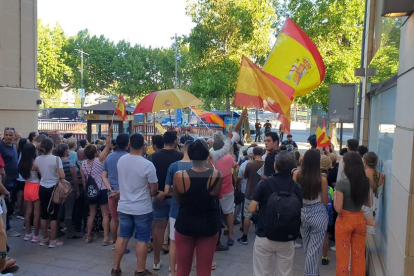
[[102, 240, 112, 246], [85, 237, 93, 244]]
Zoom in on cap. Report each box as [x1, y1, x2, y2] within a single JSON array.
[[287, 134, 292, 138], [247, 147, 254, 155]]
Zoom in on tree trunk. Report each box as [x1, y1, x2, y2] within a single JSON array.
[[329, 123, 339, 148]]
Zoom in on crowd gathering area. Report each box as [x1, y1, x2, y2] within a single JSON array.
[[0, 111, 383, 276]]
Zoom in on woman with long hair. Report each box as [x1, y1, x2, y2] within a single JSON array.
[[18, 143, 40, 242], [28, 132, 39, 144], [80, 127, 113, 245], [35, 138, 65, 248], [293, 149, 329, 276], [363, 152, 384, 195], [334, 152, 370, 275], [56, 144, 81, 239], [173, 139, 222, 276]]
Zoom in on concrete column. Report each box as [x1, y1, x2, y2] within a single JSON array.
[[0, 0, 39, 136], [387, 14, 414, 276]]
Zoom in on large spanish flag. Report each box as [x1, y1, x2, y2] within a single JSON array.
[[234, 56, 292, 115], [189, 106, 225, 128], [263, 18, 326, 98]]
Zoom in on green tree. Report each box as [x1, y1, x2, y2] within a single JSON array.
[[64, 30, 117, 95], [186, 0, 277, 112], [37, 20, 72, 107]]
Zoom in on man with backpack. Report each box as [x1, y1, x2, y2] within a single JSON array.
[[248, 151, 303, 276]]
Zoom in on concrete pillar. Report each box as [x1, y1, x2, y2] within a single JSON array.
[[0, 0, 39, 136], [387, 14, 414, 276]]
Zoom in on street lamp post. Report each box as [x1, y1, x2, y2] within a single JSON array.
[[75, 49, 89, 108]]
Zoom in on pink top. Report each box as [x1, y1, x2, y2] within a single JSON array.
[[214, 155, 236, 195], [82, 158, 106, 190]]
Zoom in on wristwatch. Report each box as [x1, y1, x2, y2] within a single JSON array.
[[0, 250, 7, 259]]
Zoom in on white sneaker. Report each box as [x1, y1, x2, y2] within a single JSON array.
[[294, 242, 302, 249], [24, 233, 33, 241], [153, 261, 161, 270], [330, 246, 336, 252]]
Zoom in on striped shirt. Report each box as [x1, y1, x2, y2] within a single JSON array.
[[82, 158, 106, 190], [62, 158, 76, 186]]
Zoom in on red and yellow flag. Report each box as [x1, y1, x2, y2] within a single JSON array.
[[234, 56, 292, 115], [115, 95, 127, 121], [263, 18, 326, 98], [189, 106, 225, 128], [316, 117, 330, 149]]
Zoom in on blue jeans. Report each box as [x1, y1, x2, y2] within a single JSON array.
[[152, 197, 171, 220], [118, 211, 154, 242]]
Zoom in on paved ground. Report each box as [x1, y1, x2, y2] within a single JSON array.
[[7, 215, 336, 276]]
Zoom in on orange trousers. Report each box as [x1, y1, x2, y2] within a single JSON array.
[[335, 210, 367, 276]]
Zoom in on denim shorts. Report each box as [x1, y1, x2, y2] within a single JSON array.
[[118, 211, 154, 242], [152, 197, 171, 220]]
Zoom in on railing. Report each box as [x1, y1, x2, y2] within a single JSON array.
[[38, 121, 87, 133]]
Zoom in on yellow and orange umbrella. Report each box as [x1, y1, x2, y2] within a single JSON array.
[[133, 89, 203, 114]]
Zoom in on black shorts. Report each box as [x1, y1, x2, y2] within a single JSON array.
[[16, 180, 25, 192], [86, 189, 108, 206], [39, 185, 60, 221]]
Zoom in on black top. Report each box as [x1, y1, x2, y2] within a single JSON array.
[[263, 122, 271, 132], [150, 149, 183, 191], [175, 169, 221, 237], [255, 122, 262, 130], [327, 163, 338, 188], [264, 150, 280, 177], [252, 174, 303, 238], [0, 141, 18, 183]]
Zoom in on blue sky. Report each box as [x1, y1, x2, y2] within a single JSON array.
[[38, 0, 195, 48]]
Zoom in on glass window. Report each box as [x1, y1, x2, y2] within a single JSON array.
[[368, 84, 396, 263]]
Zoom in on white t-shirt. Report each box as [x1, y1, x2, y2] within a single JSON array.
[[35, 155, 63, 188], [117, 154, 158, 216]]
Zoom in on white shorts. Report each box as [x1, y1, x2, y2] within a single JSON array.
[[169, 217, 176, 240], [219, 192, 235, 215]]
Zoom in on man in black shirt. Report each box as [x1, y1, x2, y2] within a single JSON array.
[[254, 120, 262, 142], [262, 132, 280, 179], [249, 151, 303, 276], [150, 131, 183, 270], [263, 120, 272, 134]]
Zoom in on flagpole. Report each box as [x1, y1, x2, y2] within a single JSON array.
[[111, 110, 115, 125]]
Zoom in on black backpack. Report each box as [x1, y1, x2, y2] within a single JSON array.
[[264, 178, 301, 242], [84, 161, 100, 203]]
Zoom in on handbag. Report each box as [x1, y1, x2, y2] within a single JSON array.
[[84, 159, 100, 203], [48, 157, 73, 214]]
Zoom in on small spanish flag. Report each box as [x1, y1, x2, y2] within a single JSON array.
[[115, 95, 127, 121], [277, 110, 291, 135], [189, 106, 225, 128], [316, 117, 330, 149]]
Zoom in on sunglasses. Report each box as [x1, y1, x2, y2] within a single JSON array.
[[4, 127, 15, 131]]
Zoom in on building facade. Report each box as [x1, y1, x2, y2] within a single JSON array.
[[359, 0, 414, 275], [0, 0, 39, 136]]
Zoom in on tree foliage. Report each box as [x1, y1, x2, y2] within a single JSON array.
[[186, 0, 277, 111], [37, 21, 72, 107]]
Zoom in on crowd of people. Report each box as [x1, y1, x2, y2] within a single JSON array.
[[0, 116, 384, 276]]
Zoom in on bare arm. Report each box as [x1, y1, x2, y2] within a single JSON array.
[[209, 171, 222, 196], [148, 182, 158, 197], [99, 126, 113, 163], [233, 109, 247, 133], [58, 168, 65, 179], [80, 166, 86, 191], [164, 184, 171, 196], [248, 200, 259, 213], [334, 190, 343, 214]]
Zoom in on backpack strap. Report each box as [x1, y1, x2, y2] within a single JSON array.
[[267, 176, 296, 195]]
